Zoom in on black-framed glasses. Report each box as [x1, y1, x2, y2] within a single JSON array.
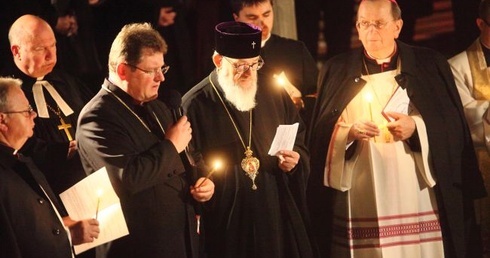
[[356, 20, 392, 30], [223, 56, 264, 73], [125, 63, 170, 76], [2, 105, 36, 117]]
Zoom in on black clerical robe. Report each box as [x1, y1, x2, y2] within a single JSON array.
[[0, 144, 72, 258], [182, 71, 314, 258], [4, 67, 94, 196], [76, 79, 198, 258]]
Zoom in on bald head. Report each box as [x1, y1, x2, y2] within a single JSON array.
[[9, 15, 53, 47], [8, 15, 57, 78]]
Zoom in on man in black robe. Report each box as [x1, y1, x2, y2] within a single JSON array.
[[230, 0, 318, 125], [4, 15, 93, 197], [182, 21, 315, 258], [0, 77, 99, 258], [76, 22, 214, 258], [307, 1, 487, 257]]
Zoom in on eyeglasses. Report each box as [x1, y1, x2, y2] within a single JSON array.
[[356, 20, 392, 30], [223, 56, 265, 73], [2, 105, 36, 117], [125, 63, 170, 76]]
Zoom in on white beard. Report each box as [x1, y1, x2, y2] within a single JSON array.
[[217, 69, 257, 112]]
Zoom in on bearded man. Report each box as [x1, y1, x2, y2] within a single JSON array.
[[182, 21, 315, 258]]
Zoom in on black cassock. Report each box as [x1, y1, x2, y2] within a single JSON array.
[[5, 67, 94, 196], [182, 71, 315, 258], [77, 80, 199, 258]]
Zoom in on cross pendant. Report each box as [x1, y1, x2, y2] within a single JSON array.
[[57, 117, 73, 141]]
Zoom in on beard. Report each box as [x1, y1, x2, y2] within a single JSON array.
[[217, 68, 257, 112]]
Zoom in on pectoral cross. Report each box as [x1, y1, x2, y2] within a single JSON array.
[[57, 117, 73, 141]]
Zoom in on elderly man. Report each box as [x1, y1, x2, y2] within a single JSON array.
[[307, 0, 486, 258], [0, 77, 99, 258], [5, 14, 93, 197], [76, 23, 214, 258], [449, 0, 490, 252], [182, 21, 314, 258]]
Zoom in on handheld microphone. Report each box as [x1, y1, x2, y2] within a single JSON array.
[[164, 89, 184, 123]]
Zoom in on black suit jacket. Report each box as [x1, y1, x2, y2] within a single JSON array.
[[0, 144, 72, 258], [76, 79, 199, 258]]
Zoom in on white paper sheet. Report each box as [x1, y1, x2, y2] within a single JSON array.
[[60, 167, 129, 254], [268, 123, 299, 156], [382, 86, 411, 122]]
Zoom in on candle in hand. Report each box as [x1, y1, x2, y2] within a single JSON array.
[[95, 189, 103, 220], [197, 160, 222, 188], [364, 92, 374, 122]]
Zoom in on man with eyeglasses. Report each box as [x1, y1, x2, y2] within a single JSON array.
[[0, 77, 100, 258], [448, 0, 490, 254], [182, 21, 314, 258], [4, 15, 94, 212], [76, 22, 214, 258], [307, 0, 486, 258], [230, 0, 318, 126]]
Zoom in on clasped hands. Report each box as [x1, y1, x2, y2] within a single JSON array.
[[348, 112, 416, 142]]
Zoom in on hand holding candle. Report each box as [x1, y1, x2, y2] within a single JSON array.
[[196, 160, 222, 188]]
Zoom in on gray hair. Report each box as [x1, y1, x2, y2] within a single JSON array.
[[0, 77, 22, 112]]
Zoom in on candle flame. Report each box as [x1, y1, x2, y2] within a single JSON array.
[[97, 189, 103, 197], [364, 92, 373, 103], [213, 160, 222, 170]]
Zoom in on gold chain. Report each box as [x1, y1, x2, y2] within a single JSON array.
[[46, 104, 61, 116], [209, 75, 251, 151]]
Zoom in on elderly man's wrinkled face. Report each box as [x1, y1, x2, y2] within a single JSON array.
[[14, 26, 57, 78], [356, 0, 402, 57], [216, 55, 262, 111], [0, 87, 37, 150]]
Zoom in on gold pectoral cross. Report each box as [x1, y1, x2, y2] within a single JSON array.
[[57, 117, 73, 141]]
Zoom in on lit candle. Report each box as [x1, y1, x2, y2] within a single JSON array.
[[95, 189, 103, 220], [196, 160, 222, 188], [364, 92, 374, 122]]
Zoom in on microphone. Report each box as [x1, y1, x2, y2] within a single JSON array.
[[163, 89, 184, 123]]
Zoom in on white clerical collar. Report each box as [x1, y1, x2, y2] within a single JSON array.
[[365, 44, 397, 64]]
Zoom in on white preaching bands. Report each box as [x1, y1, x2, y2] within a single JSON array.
[[33, 79, 74, 118]]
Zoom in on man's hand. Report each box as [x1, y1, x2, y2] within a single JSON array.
[[191, 177, 215, 202], [67, 140, 77, 159], [277, 150, 300, 173], [166, 115, 192, 153], [348, 120, 380, 142], [385, 112, 416, 141], [158, 7, 177, 27], [63, 217, 100, 245]]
